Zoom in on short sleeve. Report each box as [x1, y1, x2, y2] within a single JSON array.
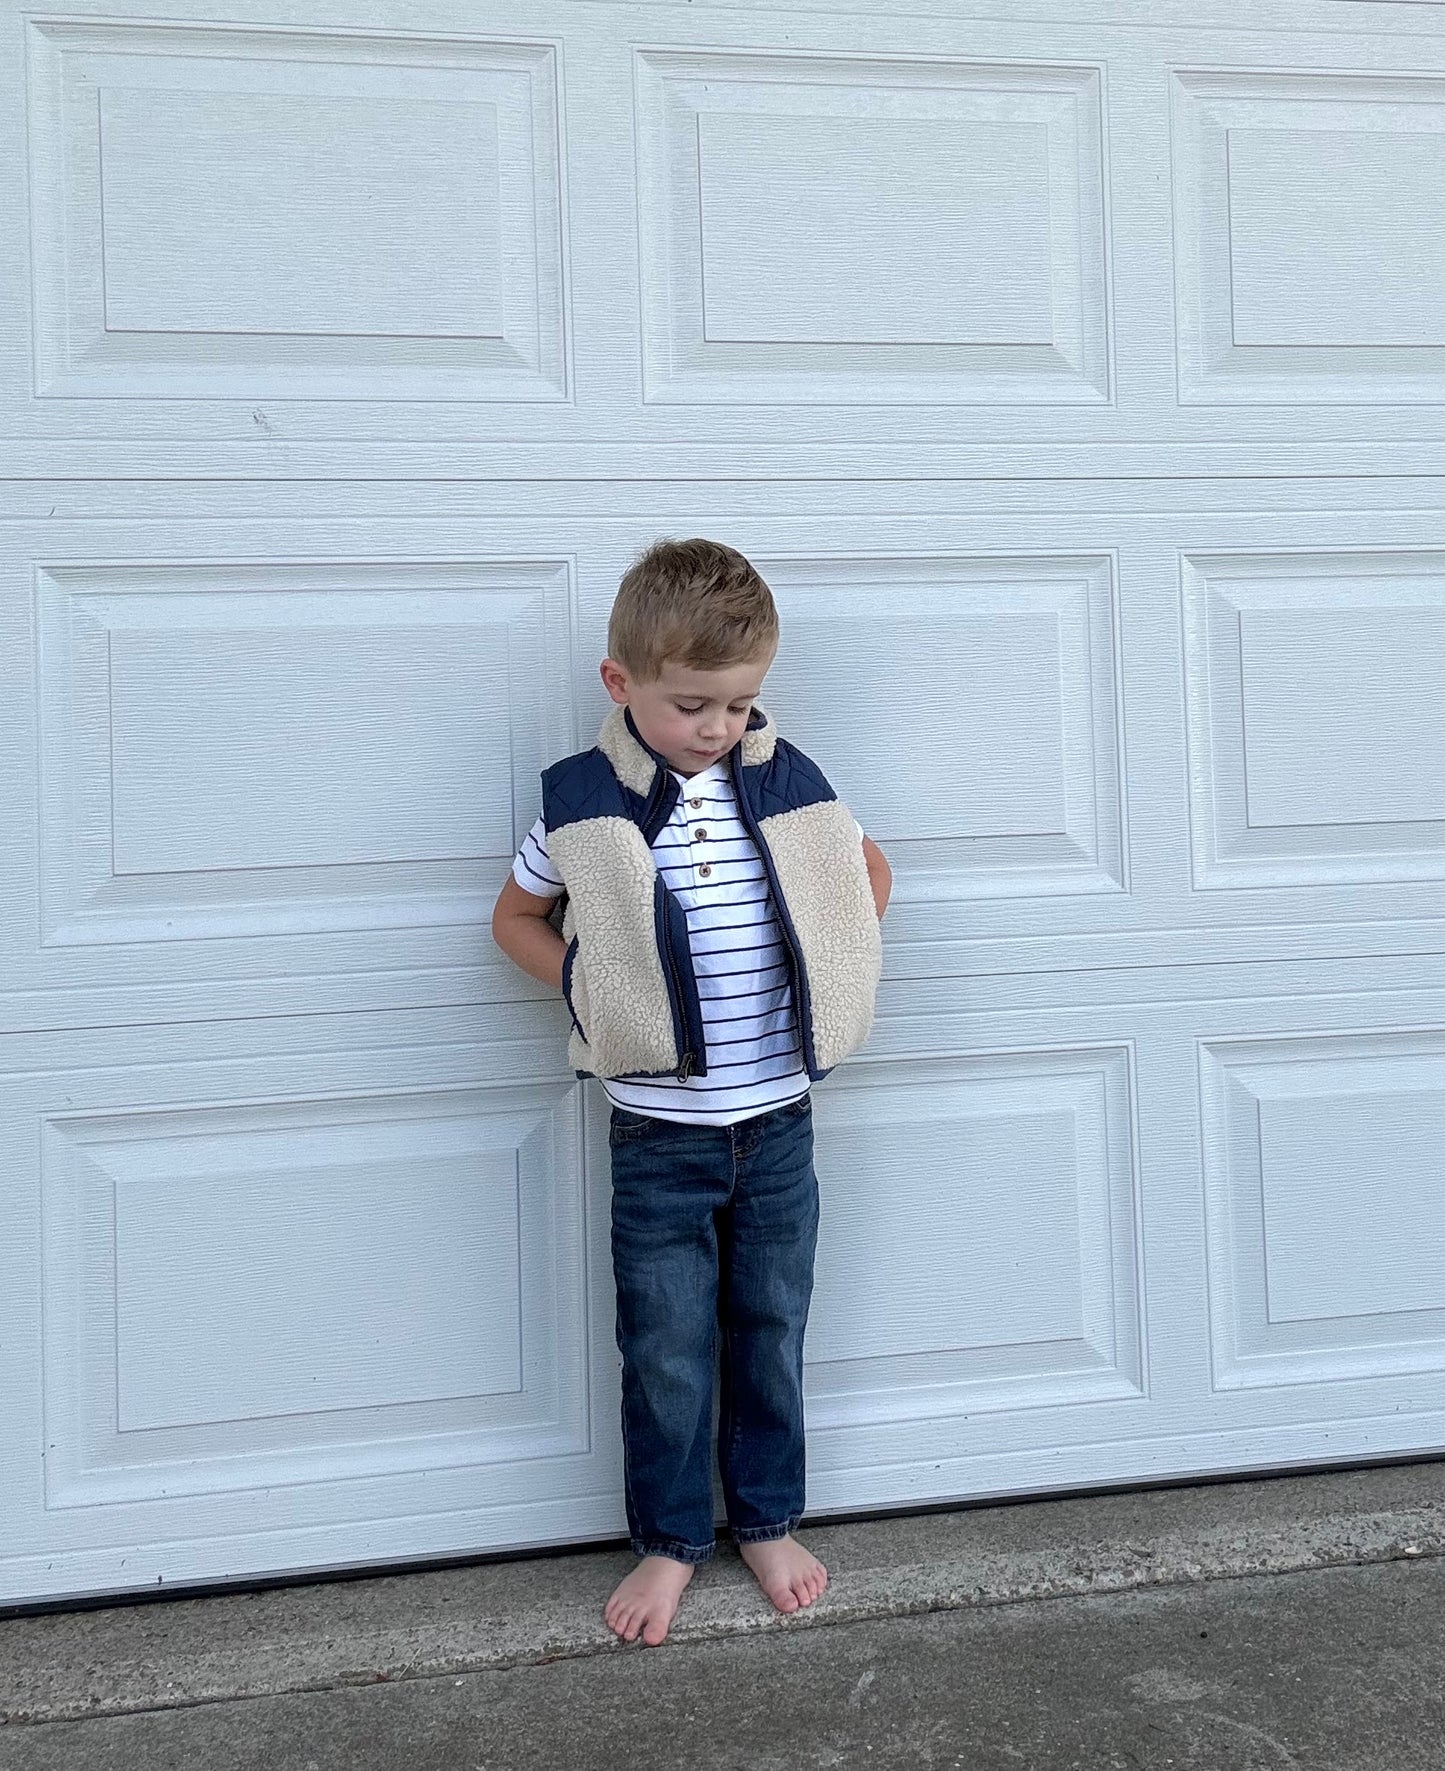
[[855, 818, 865, 844], [511, 815, 565, 899]]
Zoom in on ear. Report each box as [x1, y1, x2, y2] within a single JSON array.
[[598, 657, 630, 707]]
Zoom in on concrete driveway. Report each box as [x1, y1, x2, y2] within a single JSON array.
[[3, 1459, 1443, 1769]]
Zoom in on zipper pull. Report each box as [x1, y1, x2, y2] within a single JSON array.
[[676, 1052, 694, 1082]]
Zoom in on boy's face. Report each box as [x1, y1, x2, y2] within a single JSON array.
[[600, 645, 777, 777]]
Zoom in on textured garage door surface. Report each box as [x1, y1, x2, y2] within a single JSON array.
[[4, 0, 1445, 1606]]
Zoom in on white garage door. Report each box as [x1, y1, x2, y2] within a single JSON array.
[[5, 0, 1445, 1607]]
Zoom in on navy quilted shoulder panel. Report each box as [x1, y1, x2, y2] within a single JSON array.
[[744, 737, 836, 822], [541, 746, 643, 834]]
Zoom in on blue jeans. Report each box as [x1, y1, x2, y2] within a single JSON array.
[[608, 1094, 819, 1563]]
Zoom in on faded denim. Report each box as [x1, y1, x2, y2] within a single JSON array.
[[608, 1094, 819, 1563]]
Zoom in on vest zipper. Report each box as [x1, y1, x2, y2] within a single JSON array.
[[661, 911, 695, 1080], [644, 761, 699, 1081], [727, 742, 818, 1077], [636, 745, 700, 1082]]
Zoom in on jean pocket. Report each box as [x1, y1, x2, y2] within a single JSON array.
[[780, 1092, 812, 1119], [608, 1105, 657, 1145]]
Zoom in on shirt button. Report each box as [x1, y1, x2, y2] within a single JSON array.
[[698, 863, 713, 878], [688, 798, 702, 809], [694, 827, 708, 841]]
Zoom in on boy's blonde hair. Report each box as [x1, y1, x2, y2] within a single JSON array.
[[608, 538, 778, 680]]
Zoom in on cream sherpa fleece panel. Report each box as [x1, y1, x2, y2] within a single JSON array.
[[740, 703, 777, 766], [594, 701, 778, 790], [550, 815, 678, 1079], [760, 800, 882, 1070], [595, 706, 654, 797]]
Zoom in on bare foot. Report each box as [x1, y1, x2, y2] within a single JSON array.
[[739, 1534, 828, 1614], [603, 1556, 695, 1646]]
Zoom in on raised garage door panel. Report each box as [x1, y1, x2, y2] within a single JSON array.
[[3, 0, 1445, 1606], [12, 2, 1445, 450]]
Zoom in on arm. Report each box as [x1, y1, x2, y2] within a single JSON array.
[[861, 834, 892, 920], [491, 874, 567, 991]]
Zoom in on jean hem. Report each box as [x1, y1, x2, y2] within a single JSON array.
[[731, 1514, 803, 1546], [630, 1537, 717, 1564]]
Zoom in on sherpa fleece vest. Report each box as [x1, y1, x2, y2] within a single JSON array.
[[541, 703, 882, 1084]]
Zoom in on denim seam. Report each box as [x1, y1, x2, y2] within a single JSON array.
[[618, 1345, 641, 1548], [629, 1536, 717, 1564], [732, 1513, 803, 1546], [724, 1126, 741, 1490], [724, 1315, 745, 1501]]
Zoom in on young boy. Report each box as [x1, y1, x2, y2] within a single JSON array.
[[492, 539, 890, 1647]]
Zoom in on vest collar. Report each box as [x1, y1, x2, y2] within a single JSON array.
[[597, 702, 778, 795]]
